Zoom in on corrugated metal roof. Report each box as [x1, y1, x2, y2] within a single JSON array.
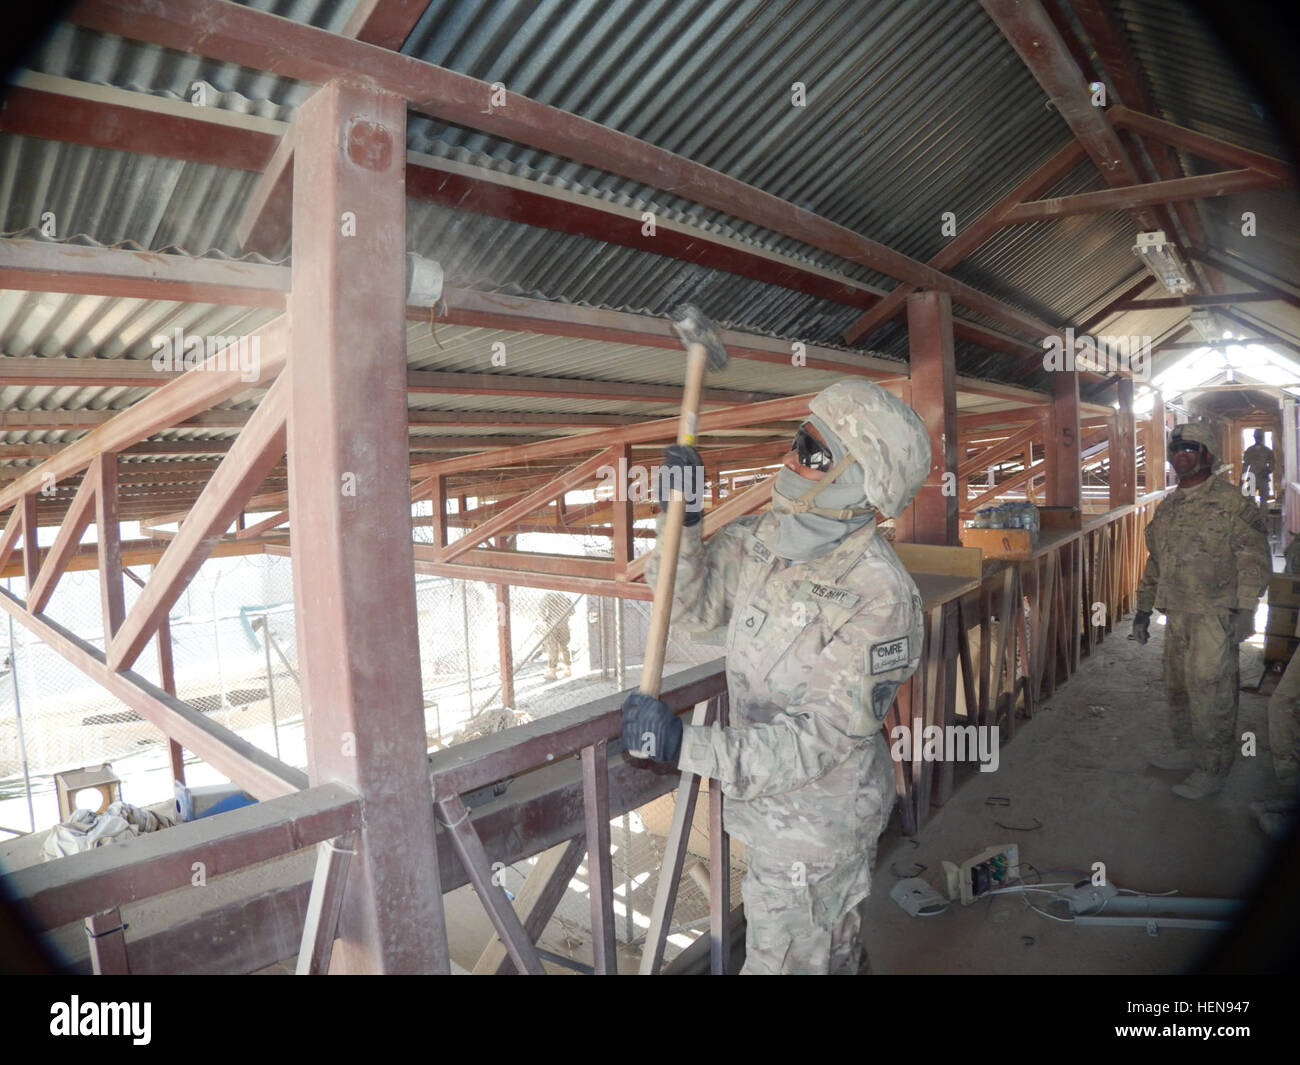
[[1, 0, 1297, 496], [12, 3, 1097, 345]]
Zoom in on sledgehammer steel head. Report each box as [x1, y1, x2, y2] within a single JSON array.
[[672, 305, 729, 370]]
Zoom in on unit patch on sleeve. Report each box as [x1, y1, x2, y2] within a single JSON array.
[[869, 636, 909, 674], [807, 583, 861, 609]]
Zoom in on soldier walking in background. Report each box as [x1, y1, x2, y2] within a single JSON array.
[[1242, 428, 1275, 509], [621, 380, 929, 974], [538, 591, 573, 681], [1131, 422, 1271, 800]]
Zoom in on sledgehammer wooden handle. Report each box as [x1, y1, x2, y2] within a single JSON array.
[[638, 341, 709, 699]]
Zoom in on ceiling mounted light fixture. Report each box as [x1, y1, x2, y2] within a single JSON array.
[[1133, 230, 1195, 296]]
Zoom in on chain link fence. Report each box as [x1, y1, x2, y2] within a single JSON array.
[[1, 520, 738, 968]]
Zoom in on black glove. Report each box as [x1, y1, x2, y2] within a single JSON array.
[[657, 444, 705, 527], [620, 692, 682, 764], [1230, 609, 1254, 644], [1130, 610, 1151, 645]]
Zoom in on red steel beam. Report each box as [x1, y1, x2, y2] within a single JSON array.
[[423, 288, 905, 379], [0, 236, 287, 308], [0, 354, 183, 387], [0, 79, 277, 170], [439, 448, 617, 564], [233, 106, 298, 256], [0, 409, 249, 431], [20, 494, 38, 591], [1110, 293, 1276, 310], [27, 462, 99, 613], [0, 506, 21, 573], [108, 375, 288, 672], [1185, 249, 1300, 311], [1001, 169, 1280, 223], [342, 0, 427, 49], [95, 454, 126, 643], [1069, 0, 1219, 285], [957, 420, 1042, 479], [234, 509, 289, 540], [1078, 274, 1155, 334], [412, 393, 815, 483], [956, 408, 1041, 429], [842, 140, 1087, 342], [1111, 377, 1137, 506], [285, 78, 447, 973], [439, 548, 626, 582], [69, 0, 1060, 340], [2, 79, 889, 320], [405, 368, 770, 408], [980, 0, 1159, 228], [1047, 370, 1083, 508], [412, 557, 656, 600], [1108, 106, 1293, 184], [903, 291, 958, 544], [0, 536, 280, 582], [0, 318, 287, 513]]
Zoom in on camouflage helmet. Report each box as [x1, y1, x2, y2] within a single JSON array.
[[1170, 421, 1218, 455], [808, 379, 931, 518]]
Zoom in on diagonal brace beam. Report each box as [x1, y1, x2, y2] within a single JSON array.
[[108, 374, 289, 672], [28, 469, 100, 613], [438, 448, 618, 564]]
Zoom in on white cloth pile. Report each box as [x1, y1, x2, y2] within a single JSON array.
[[42, 801, 178, 861]]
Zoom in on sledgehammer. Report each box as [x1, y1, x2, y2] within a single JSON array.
[[638, 306, 729, 698]]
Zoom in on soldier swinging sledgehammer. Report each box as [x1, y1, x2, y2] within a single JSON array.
[[622, 376, 930, 974]]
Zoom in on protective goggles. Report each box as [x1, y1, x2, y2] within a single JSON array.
[[1169, 440, 1204, 455], [791, 425, 834, 472]]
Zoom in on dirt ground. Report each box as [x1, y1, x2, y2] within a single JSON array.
[[861, 613, 1290, 975]]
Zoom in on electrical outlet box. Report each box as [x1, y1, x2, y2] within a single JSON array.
[[942, 844, 1020, 905]]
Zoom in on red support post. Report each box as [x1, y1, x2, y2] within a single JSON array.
[[1048, 372, 1083, 509], [20, 494, 38, 595], [904, 292, 958, 544], [611, 443, 634, 573], [1111, 378, 1137, 507], [95, 454, 125, 642], [1149, 391, 1167, 493], [285, 79, 447, 973], [495, 538, 515, 711]]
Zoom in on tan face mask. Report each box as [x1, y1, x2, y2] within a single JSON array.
[[770, 454, 876, 520]]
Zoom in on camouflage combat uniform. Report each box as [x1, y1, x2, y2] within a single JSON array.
[[1136, 474, 1270, 778], [538, 592, 572, 677], [1268, 538, 1300, 785], [1242, 442, 1275, 507], [650, 512, 923, 974]]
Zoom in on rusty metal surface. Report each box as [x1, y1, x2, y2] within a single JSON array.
[[2, 781, 361, 931], [580, 739, 617, 974], [285, 79, 446, 974], [427, 659, 727, 797]]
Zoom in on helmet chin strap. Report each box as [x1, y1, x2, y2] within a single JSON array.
[[772, 454, 876, 520]]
